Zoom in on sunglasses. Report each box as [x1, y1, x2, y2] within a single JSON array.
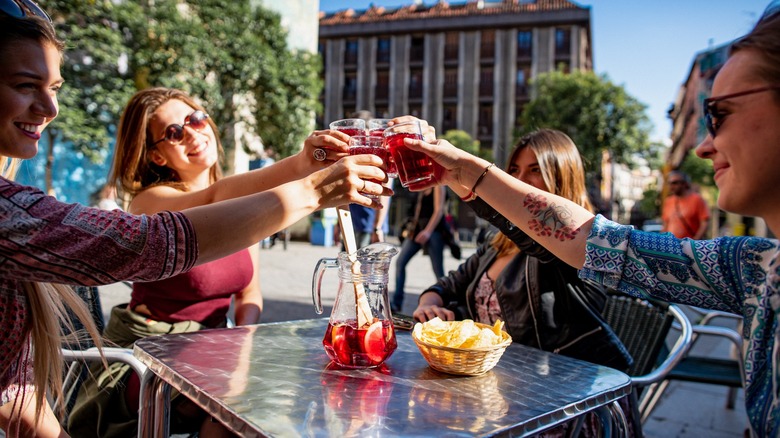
[[703, 85, 780, 137], [0, 0, 50, 21], [151, 110, 210, 146]]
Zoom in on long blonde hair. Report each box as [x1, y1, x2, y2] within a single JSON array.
[[1, 15, 103, 429], [491, 129, 593, 256]]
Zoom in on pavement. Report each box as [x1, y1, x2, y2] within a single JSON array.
[[96, 239, 748, 437]]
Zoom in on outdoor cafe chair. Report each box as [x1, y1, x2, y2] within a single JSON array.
[[640, 306, 744, 416], [55, 285, 147, 427], [599, 288, 693, 436]]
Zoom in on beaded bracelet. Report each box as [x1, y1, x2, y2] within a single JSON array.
[[460, 163, 495, 202]]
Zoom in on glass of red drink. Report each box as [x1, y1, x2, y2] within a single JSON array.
[[349, 135, 388, 198], [383, 120, 433, 187], [313, 244, 399, 369], [329, 118, 367, 138], [367, 119, 397, 178]]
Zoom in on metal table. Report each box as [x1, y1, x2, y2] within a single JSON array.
[[134, 318, 631, 437]]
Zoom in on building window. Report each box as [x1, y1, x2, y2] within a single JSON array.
[[479, 66, 493, 98], [555, 28, 571, 56], [376, 69, 389, 101], [444, 67, 458, 98], [345, 39, 358, 65], [409, 104, 422, 118], [481, 30, 495, 60], [343, 72, 357, 101], [442, 104, 457, 133], [318, 41, 326, 68], [410, 36, 424, 63], [409, 68, 423, 99], [515, 65, 530, 97], [377, 38, 391, 64], [517, 30, 532, 59], [444, 32, 459, 61], [375, 105, 389, 118], [478, 104, 493, 137]]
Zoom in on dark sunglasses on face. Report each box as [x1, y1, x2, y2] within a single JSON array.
[[0, 0, 50, 21], [152, 111, 210, 146], [703, 85, 780, 137]]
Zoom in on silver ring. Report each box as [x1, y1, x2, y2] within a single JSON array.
[[313, 148, 327, 162]]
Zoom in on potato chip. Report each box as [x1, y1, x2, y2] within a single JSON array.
[[416, 318, 506, 349]]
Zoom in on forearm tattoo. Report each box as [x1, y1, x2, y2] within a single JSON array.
[[523, 193, 580, 241]]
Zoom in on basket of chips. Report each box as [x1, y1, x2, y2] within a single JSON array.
[[412, 317, 512, 376]]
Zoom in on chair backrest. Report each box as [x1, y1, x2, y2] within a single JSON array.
[[603, 290, 692, 385]]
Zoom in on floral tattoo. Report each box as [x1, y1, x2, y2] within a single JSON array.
[[523, 193, 580, 241]]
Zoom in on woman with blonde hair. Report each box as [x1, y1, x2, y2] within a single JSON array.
[[0, 6, 387, 436], [413, 129, 630, 372]]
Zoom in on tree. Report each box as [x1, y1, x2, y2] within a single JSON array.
[[117, 0, 321, 172], [39, 0, 135, 194], [519, 69, 653, 174], [441, 129, 492, 162]]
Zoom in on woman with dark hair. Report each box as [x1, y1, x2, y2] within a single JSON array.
[[413, 129, 630, 371], [407, 3, 780, 435]]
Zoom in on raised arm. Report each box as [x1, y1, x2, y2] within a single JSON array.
[[130, 130, 351, 214], [406, 138, 593, 268], [184, 154, 389, 265]]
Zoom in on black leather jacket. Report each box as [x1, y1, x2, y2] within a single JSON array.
[[423, 198, 632, 370]]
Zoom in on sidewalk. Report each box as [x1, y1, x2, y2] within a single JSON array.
[[97, 240, 747, 437]]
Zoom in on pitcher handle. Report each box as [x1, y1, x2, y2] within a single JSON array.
[[312, 257, 338, 314]]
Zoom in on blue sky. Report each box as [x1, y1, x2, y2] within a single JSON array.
[[319, 0, 771, 143]]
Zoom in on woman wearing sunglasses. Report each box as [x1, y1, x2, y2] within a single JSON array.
[[405, 3, 780, 436], [0, 6, 389, 437], [68, 87, 357, 437]]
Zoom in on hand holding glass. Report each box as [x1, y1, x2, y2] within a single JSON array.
[[349, 136, 386, 199], [383, 121, 433, 187]]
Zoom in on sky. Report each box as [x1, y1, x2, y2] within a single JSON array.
[[319, 0, 772, 143]]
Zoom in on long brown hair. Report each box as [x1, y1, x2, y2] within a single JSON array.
[[0, 14, 103, 430], [491, 129, 593, 256], [108, 88, 223, 206]]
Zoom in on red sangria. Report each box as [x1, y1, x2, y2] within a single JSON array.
[[385, 130, 433, 187], [329, 118, 366, 138], [323, 319, 397, 368]]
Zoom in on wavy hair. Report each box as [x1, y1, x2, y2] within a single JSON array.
[[491, 129, 593, 256], [108, 88, 223, 206]]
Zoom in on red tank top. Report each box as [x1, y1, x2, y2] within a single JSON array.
[[130, 249, 253, 327]]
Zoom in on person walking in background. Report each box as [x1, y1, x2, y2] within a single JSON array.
[[403, 3, 780, 434], [661, 170, 709, 239], [392, 186, 446, 313], [0, 7, 387, 436]]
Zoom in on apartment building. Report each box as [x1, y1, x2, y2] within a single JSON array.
[[318, 0, 592, 166]]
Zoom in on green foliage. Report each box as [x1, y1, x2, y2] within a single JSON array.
[[519, 69, 653, 174], [116, 0, 322, 162], [679, 148, 714, 188], [441, 130, 492, 161], [638, 186, 661, 219], [41, 0, 135, 163]]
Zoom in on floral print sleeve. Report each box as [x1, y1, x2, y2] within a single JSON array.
[[579, 215, 777, 315]]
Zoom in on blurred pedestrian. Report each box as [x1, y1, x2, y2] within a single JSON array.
[[661, 170, 709, 239]]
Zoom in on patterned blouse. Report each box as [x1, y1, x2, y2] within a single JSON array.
[[580, 215, 780, 437], [0, 177, 198, 406]]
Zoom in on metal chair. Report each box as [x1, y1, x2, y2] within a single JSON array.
[[601, 290, 693, 434], [640, 306, 744, 416], [56, 286, 147, 427]]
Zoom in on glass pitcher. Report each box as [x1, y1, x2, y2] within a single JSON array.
[[312, 243, 399, 368]]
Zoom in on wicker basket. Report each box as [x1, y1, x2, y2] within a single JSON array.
[[412, 322, 512, 376]]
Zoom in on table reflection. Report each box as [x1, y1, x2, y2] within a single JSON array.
[[135, 318, 630, 437]]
